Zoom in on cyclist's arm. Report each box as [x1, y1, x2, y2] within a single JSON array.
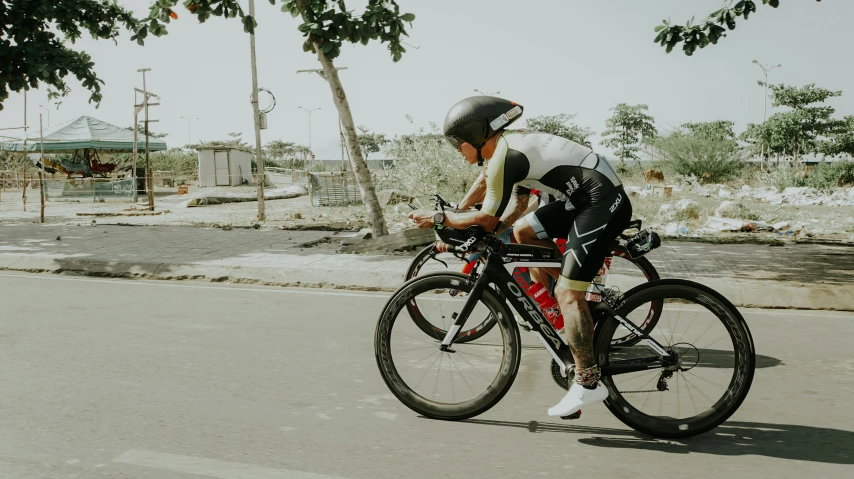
[[456, 168, 486, 211], [442, 137, 525, 231], [495, 190, 531, 235]]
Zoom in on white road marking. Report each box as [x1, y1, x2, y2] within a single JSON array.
[[0, 272, 390, 299], [113, 449, 353, 479]]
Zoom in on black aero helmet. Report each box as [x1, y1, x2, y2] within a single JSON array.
[[443, 96, 524, 165]]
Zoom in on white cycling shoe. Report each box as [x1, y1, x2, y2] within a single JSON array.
[[547, 382, 609, 417]]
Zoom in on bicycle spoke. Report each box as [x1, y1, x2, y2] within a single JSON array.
[[412, 351, 443, 390], [452, 349, 494, 386]]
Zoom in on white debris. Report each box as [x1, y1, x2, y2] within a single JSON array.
[[675, 199, 701, 219], [701, 217, 745, 233], [692, 184, 711, 197], [715, 201, 748, 218], [665, 222, 679, 236], [657, 203, 675, 221], [718, 188, 733, 198], [772, 221, 791, 231]]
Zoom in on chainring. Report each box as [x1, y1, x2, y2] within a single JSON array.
[[550, 359, 574, 391]]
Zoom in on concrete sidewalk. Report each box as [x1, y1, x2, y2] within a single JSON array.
[[1, 222, 852, 311]]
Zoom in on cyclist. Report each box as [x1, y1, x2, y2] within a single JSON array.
[[408, 96, 632, 418]]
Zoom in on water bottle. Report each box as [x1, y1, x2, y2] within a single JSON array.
[[526, 282, 564, 330]]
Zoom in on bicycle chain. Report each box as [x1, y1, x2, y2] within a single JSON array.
[[619, 389, 664, 394]]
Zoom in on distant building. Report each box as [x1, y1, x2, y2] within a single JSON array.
[[195, 146, 254, 187]]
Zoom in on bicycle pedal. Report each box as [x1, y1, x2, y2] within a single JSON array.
[[560, 410, 582, 420]]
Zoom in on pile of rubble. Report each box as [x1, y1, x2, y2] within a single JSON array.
[[639, 182, 854, 240]]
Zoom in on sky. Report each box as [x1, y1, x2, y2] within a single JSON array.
[[2, 0, 853, 160]]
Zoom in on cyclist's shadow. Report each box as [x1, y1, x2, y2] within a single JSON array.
[[461, 419, 853, 465]]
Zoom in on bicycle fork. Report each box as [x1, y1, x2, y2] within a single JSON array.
[[439, 269, 490, 351]]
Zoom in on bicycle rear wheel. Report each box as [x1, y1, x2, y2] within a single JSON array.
[[375, 273, 521, 420], [605, 251, 662, 347], [596, 279, 755, 439], [405, 245, 499, 343]]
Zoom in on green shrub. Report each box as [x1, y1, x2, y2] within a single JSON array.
[[653, 132, 746, 183], [767, 160, 854, 191], [384, 122, 479, 200]]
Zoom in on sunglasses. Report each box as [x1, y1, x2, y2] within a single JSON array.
[[445, 135, 465, 150]]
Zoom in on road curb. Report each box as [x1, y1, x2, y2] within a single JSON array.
[[1, 254, 852, 311]]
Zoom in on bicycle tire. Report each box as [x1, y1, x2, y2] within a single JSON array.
[[405, 245, 499, 343], [375, 272, 521, 421], [596, 279, 756, 439], [607, 250, 663, 347]]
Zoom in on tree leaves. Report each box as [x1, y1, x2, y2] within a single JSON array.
[[0, 0, 143, 111], [655, 0, 822, 56], [743, 82, 844, 159]]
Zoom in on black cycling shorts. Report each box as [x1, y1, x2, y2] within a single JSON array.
[[524, 186, 632, 291]]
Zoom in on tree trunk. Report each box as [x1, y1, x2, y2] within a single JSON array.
[[295, 2, 388, 236]]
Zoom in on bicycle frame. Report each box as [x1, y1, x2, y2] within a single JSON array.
[[439, 249, 675, 377]]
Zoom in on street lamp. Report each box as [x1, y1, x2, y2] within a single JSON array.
[[38, 104, 50, 128], [752, 60, 782, 168], [474, 89, 500, 96], [298, 106, 321, 157], [180, 116, 199, 146]]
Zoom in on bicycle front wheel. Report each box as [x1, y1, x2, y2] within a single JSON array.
[[405, 244, 498, 343], [375, 273, 521, 421], [596, 279, 755, 439]]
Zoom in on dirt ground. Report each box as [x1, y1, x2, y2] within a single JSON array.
[[2, 179, 852, 245]]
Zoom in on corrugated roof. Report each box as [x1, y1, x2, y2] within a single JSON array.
[[0, 116, 168, 153]]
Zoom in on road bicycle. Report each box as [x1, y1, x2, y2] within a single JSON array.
[[404, 194, 662, 345], [375, 224, 756, 439]]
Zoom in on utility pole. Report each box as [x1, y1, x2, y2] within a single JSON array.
[[136, 68, 160, 210], [752, 60, 781, 170], [22, 89, 28, 211], [248, 0, 266, 221], [133, 90, 143, 202], [39, 114, 46, 223]]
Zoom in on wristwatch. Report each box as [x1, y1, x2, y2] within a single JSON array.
[[432, 211, 445, 226]]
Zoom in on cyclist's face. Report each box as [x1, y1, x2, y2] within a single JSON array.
[[459, 142, 478, 165]]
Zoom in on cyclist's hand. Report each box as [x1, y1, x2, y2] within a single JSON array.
[[407, 209, 435, 229]]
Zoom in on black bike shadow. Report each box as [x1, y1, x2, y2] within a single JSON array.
[[458, 419, 853, 465]]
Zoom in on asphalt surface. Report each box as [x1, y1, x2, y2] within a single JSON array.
[[1, 272, 852, 478]]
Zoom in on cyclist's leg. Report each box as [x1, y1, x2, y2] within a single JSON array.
[[512, 200, 570, 286], [548, 187, 632, 417]]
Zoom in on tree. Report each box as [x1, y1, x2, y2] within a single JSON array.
[[600, 104, 657, 165], [682, 120, 738, 145], [524, 114, 594, 147], [137, 1, 414, 236], [356, 126, 388, 161], [819, 116, 854, 159], [0, 1, 147, 111], [653, 121, 745, 183], [265, 139, 311, 167], [742, 83, 845, 164], [654, 0, 823, 56]]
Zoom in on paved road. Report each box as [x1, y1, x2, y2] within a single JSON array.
[[1, 272, 852, 478]]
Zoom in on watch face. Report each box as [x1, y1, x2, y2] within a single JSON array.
[[433, 212, 444, 224]]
